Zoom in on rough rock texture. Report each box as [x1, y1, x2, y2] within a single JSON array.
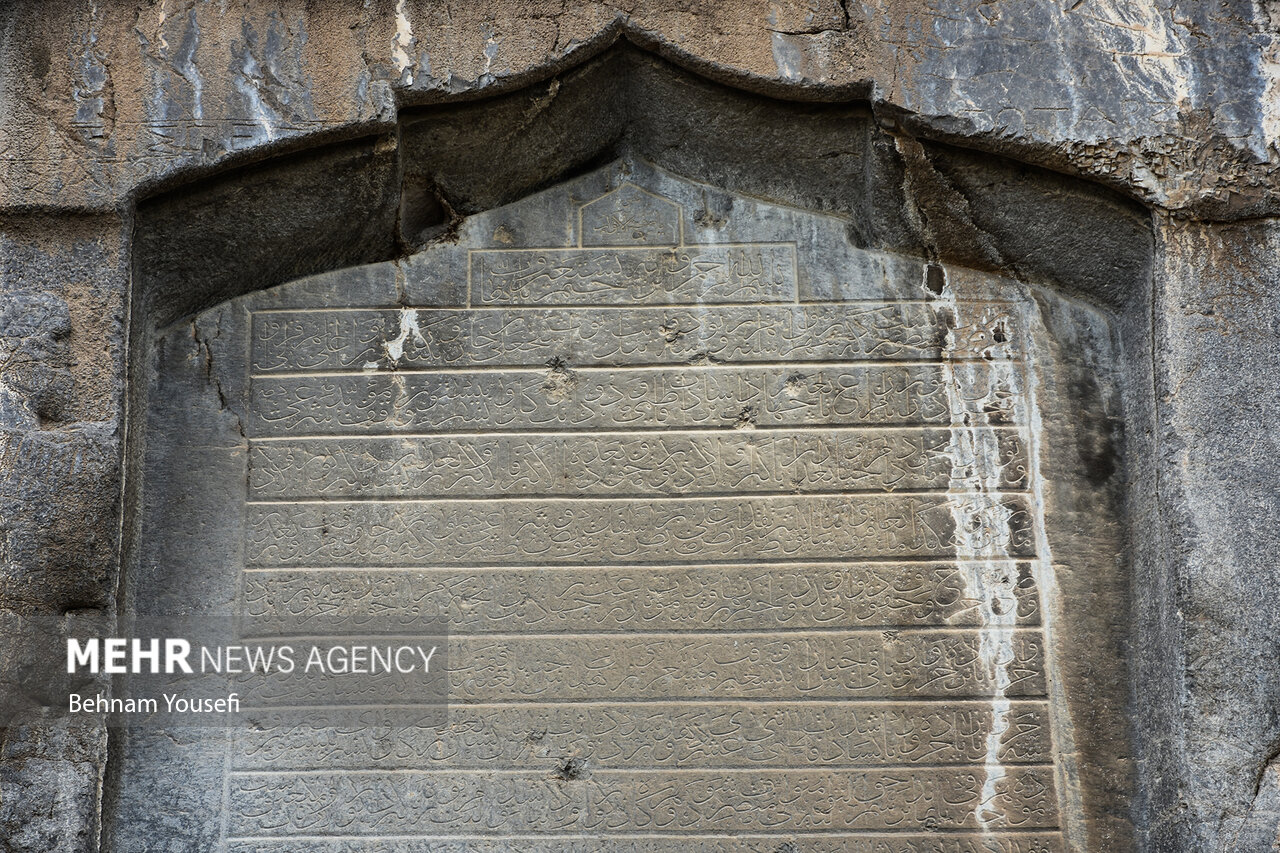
[[0, 2, 1277, 851], [1142, 218, 1280, 852], [2, 1, 1279, 217]]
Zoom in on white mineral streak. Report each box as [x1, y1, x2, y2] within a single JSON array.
[[770, 32, 804, 82], [236, 45, 275, 142], [383, 308, 425, 364], [934, 269, 1021, 834], [1075, 0, 1191, 115], [1260, 2, 1280, 154], [1020, 308, 1085, 850], [72, 0, 109, 139], [156, 0, 168, 51], [392, 0, 416, 85], [178, 8, 204, 121], [480, 25, 499, 78], [142, 4, 204, 135]]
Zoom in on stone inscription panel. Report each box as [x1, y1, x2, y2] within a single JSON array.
[[231, 702, 1055, 770], [249, 304, 1016, 371], [244, 495, 1037, 566], [227, 767, 1060, 835], [247, 430, 1031, 498], [248, 363, 1025, 435], [238, 563, 1042, 635], [142, 164, 1066, 850]]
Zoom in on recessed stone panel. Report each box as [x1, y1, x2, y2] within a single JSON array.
[[114, 160, 1074, 850]]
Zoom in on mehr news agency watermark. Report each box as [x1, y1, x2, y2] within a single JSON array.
[[64, 637, 443, 718]]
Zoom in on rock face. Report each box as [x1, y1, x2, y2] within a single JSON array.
[[1, 5, 1277, 853], [111, 160, 1124, 850]]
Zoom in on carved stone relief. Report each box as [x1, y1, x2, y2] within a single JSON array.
[[109, 159, 1118, 853]]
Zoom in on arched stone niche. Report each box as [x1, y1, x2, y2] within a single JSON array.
[[112, 46, 1150, 852]]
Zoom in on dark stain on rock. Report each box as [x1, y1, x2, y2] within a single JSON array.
[[553, 757, 588, 781], [1069, 372, 1121, 486]]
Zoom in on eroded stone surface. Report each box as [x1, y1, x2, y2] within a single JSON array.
[[2, 6, 1275, 852], [1, 6, 1275, 851], [99, 162, 1126, 851], [2, 2, 1278, 217]]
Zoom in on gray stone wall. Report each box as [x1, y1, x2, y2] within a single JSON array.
[[1, 3, 1278, 851]]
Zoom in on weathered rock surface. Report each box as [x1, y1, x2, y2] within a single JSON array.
[[3, 1, 1280, 217], [0, 3, 1277, 852], [109, 160, 1129, 852]]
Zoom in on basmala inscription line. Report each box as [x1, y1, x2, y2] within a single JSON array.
[[246, 426, 1027, 440]]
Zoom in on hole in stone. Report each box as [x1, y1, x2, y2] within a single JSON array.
[[554, 757, 588, 781], [541, 357, 577, 401], [659, 318, 684, 343], [783, 373, 807, 397], [924, 263, 946, 295]]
